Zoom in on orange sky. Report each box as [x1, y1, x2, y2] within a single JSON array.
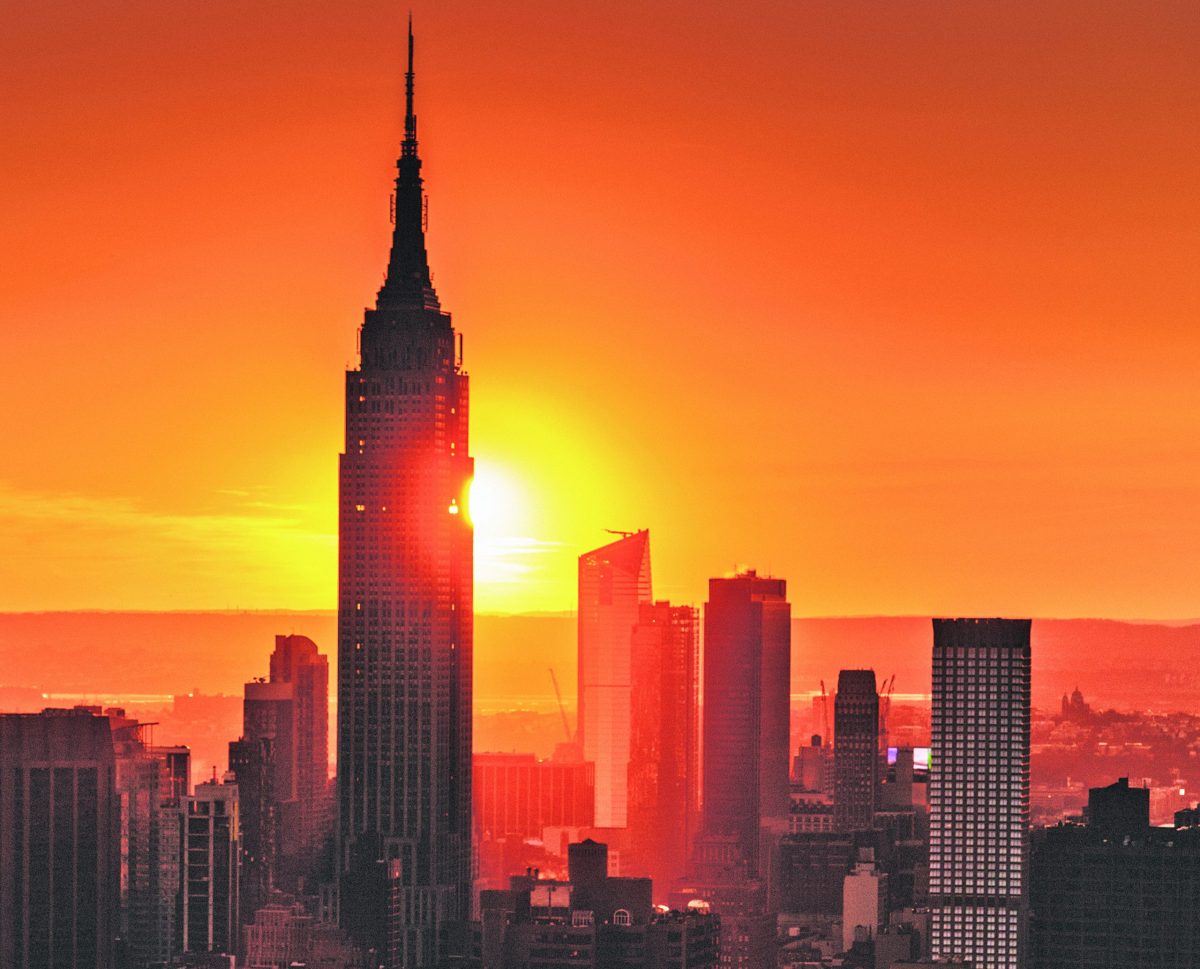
[[2, 1, 1199, 617]]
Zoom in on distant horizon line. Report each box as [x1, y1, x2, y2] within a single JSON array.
[[1, 609, 1199, 626]]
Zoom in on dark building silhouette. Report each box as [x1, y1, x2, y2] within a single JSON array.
[[792, 735, 831, 796], [0, 709, 118, 969], [181, 775, 240, 957], [628, 601, 700, 897], [929, 619, 1031, 969], [336, 22, 473, 967], [701, 570, 790, 876], [1031, 778, 1200, 969], [228, 734, 275, 934], [480, 839, 717, 969], [578, 530, 652, 828], [1059, 686, 1092, 724], [680, 572, 789, 969], [107, 710, 191, 968], [1085, 776, 1149, 841], [775, 831, 857, 917], [236, 633, 330, 900], [833, 670, 879, 833], [268, 634, 331, 866]]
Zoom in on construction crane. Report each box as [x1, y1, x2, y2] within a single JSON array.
[[879, 673, 897, 749], [549, 668, 572, 745], [603, 528, 638, 539], [819, 679, 831, 745]]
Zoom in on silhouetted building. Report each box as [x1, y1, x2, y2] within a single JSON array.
[[238, 634, 330, 896], [684, 572, 788, 969], [0, 709, 118, 969], [929, 619, 1030, 969], [480, 840, 717, 969], [1085, 776, 1149, 841], [792, 736, 830, 795], [833, 670, 879, 833], [628, 601, 700, 897], [336, 23, 473, 967], [267, 634, 331, 867], [107, 709, 191, 967], [788, 795, 834, 835], [776, 832, 857, 916], [578, 530, 653, 828], [228, 735, 275, 933], [242, 897, 368, 969], [182, 775, 240, 957], [701, 571, 790, 876], [1059, 686, 1091, 724], [1031, 782, 1200, 968]]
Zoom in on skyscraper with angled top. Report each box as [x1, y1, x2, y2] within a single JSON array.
[[336, 20, 473, 968], [578, 529, 652, 829]]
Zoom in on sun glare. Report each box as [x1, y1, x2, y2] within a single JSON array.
[[467, 463, 525, 536]]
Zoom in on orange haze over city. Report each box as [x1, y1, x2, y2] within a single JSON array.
[[3, 1, 1200, 620]]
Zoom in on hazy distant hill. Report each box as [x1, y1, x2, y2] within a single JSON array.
[[0, 612, 1197, 712]]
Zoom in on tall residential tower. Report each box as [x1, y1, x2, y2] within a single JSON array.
[[336, 22, 473, 968], [929, 618, 1031, 969]]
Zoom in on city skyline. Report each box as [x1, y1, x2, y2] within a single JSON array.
[[4, 2, 1200, 619], [3, 9, 1199, 968]]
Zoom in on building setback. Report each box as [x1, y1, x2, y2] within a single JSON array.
[[336, 21, 473, 967], [928, 618, 1031, 969]]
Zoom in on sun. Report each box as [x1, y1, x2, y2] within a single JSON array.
[[466, 463, 526, 536]]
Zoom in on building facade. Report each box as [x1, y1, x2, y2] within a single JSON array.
[[628, 601, 700, 897], [336, 23, 474, 967], [473, 752, 595, 840], [266, 634, 330, 864], [833, 670, 879, 833], [108, 710, 191, 968], [701, 571, 790, 876], [0, 709, 118, 969], [1029, 776, 1200, 969], [182, 776, 240, 957], [929, 618, 1031, 969], [578, 530, 652, 829], [480, 839, 718, 969], [239, 634, 330, 895]]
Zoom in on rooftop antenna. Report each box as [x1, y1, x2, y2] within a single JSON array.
[[402, 13, 418, 158]]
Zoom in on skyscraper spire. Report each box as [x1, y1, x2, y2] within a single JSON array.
[[403, 14, 418, 159], [339, 23, 472, 967], [377, 14, 439, 311]]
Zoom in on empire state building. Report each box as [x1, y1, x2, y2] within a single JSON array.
[[337, 23, 472, 967]]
